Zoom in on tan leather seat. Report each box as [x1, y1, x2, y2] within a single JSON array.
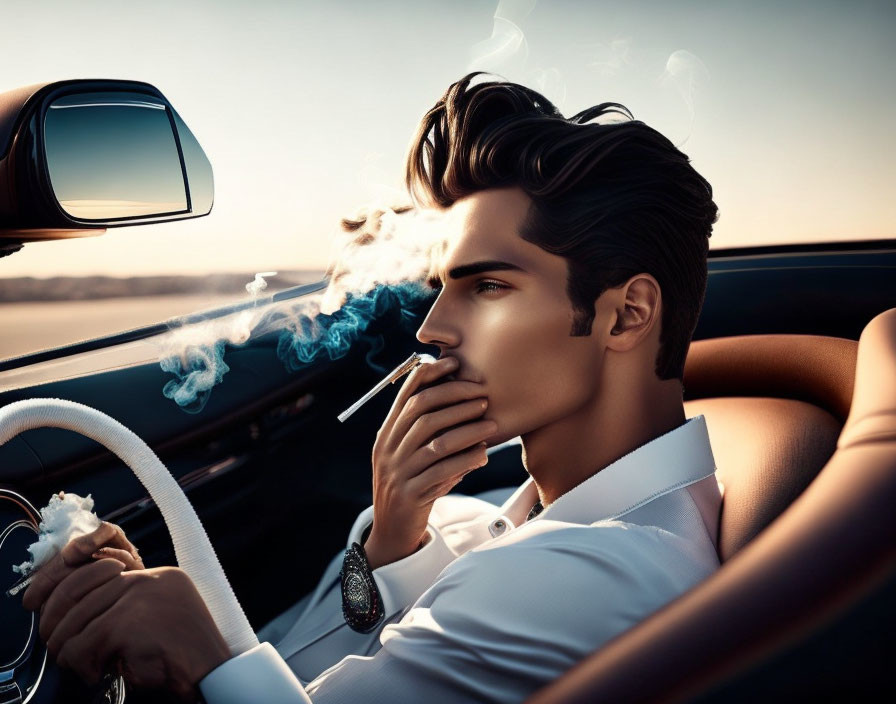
[[528, 310, 895, 703], [682, 332, 856, 561], [687, 397, 841, 561]]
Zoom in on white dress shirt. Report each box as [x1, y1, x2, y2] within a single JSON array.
[[200, 414, 721, 703]]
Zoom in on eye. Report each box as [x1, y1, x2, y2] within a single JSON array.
[[475, 279, 508, 294]]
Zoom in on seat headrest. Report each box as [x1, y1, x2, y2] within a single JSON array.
[[684, 397, 840, 561], [683, 333, 858, 560]]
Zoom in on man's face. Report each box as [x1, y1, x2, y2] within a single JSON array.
[[417, 187, 611, 446]]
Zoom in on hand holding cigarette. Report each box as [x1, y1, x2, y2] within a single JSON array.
[[363, 355, 497, 570]]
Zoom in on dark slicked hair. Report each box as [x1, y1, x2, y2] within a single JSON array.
[[406, 72, 718, 381]]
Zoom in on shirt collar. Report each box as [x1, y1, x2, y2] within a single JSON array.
[[499, 414, 716, 528]]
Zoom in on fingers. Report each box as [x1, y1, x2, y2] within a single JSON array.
[[36, 565, 225, 698], [407, 442, 489, 500], [92, 547, 143, 572], [56, 625, 105, 686], [23, 551, 79, 612], [23, 522, 140, 611], [382, 356, 457, 433], [398, 356, 458, 407], [396, 397, 490, 458], [63, 522, 142, 569], [407, 418, 497, 476], [41, 558, 127, 647], [55, 599, 130, 686], [390, 381, 488, 447]]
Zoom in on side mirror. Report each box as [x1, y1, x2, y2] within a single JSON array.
[[0, 79, 213, 255]]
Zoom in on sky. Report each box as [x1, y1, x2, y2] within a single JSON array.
[[1, 0, 893, 278]]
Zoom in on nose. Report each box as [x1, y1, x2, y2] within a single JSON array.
[[416, 292, 460, 349]]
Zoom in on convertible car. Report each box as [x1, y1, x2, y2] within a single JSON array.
[[0, 80, 893, 703]]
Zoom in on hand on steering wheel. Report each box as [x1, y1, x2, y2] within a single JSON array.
[[22, 521, 144, 613]]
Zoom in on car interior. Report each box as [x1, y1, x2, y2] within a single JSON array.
[[0, 80, 894, 702]]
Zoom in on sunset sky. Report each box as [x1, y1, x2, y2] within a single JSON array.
[[1, 0, 893, 278]]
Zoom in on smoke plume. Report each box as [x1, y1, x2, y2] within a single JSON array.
[[246, 271, 277, 297], [469, 0, 536, 74], [659, 49, 710, 146], [158, 206, 446, 412]]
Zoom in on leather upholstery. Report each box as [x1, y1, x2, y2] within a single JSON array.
[[684, 333, 856, 560], [685, 397, 839, 561], [683, 334, 857, 422], [528, 313, 895, 703]]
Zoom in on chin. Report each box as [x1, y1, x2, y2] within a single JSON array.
[[483, 424, 517, 449], [482, 408, 531, 448]]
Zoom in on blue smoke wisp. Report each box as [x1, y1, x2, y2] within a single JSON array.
[[276, 282, 431, 373], [160, 281, 433, 413], [160, 339, 230, 414]]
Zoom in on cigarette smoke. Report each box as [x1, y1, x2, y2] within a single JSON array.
[[161, 337, 231, 413], [469, 0, 568, 111], [468, 0, 712, 147], [274, 282, 433, 373], [158, 206, 446, 412], [469, 0, 536, 74], [246, 271, 277, 297], [659, 49, 710, 146], [581, 39, 632, 78], [13, 492, 100, 575], [531, 67, 567, 108]]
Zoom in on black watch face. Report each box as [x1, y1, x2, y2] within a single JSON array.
[[341, 545, 383, 633], [343, 570, 372, 612]]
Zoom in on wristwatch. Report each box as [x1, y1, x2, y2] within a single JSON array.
[[340, 541, 385, 633]]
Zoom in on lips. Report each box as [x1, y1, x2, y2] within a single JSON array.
[[437, 357, 473, 383], [444, 373, 480, 384]]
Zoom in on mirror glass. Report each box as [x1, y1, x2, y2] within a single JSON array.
[[44, 91, 188, 220]]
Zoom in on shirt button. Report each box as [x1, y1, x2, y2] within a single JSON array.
[[489, 519, 507, 537]]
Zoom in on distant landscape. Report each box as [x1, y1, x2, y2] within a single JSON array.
[[0, 270, 326, 302], [0, 271, 327, 361]]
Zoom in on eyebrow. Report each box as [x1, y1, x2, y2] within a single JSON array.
[[426, 260, 527, 288]]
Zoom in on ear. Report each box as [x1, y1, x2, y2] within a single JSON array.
[[606, 274, 661, 352]]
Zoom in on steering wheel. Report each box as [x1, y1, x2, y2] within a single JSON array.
[[0, 489, 125, 704], [0, 399, 260, 703]]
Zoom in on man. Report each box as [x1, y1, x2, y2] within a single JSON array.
[[24, 72, 721, 702]]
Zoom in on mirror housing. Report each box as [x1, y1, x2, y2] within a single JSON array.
[[0, 79, 213, 251]]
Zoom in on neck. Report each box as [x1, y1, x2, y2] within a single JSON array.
[[521, 376, 686, 507]]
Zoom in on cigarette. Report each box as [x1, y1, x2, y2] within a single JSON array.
[[338, 352, 437, 422], [6, 572, 34, 597]]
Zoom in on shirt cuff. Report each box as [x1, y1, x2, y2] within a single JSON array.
[[346, 506, 457, 616], [199, 642, 311, 704]]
